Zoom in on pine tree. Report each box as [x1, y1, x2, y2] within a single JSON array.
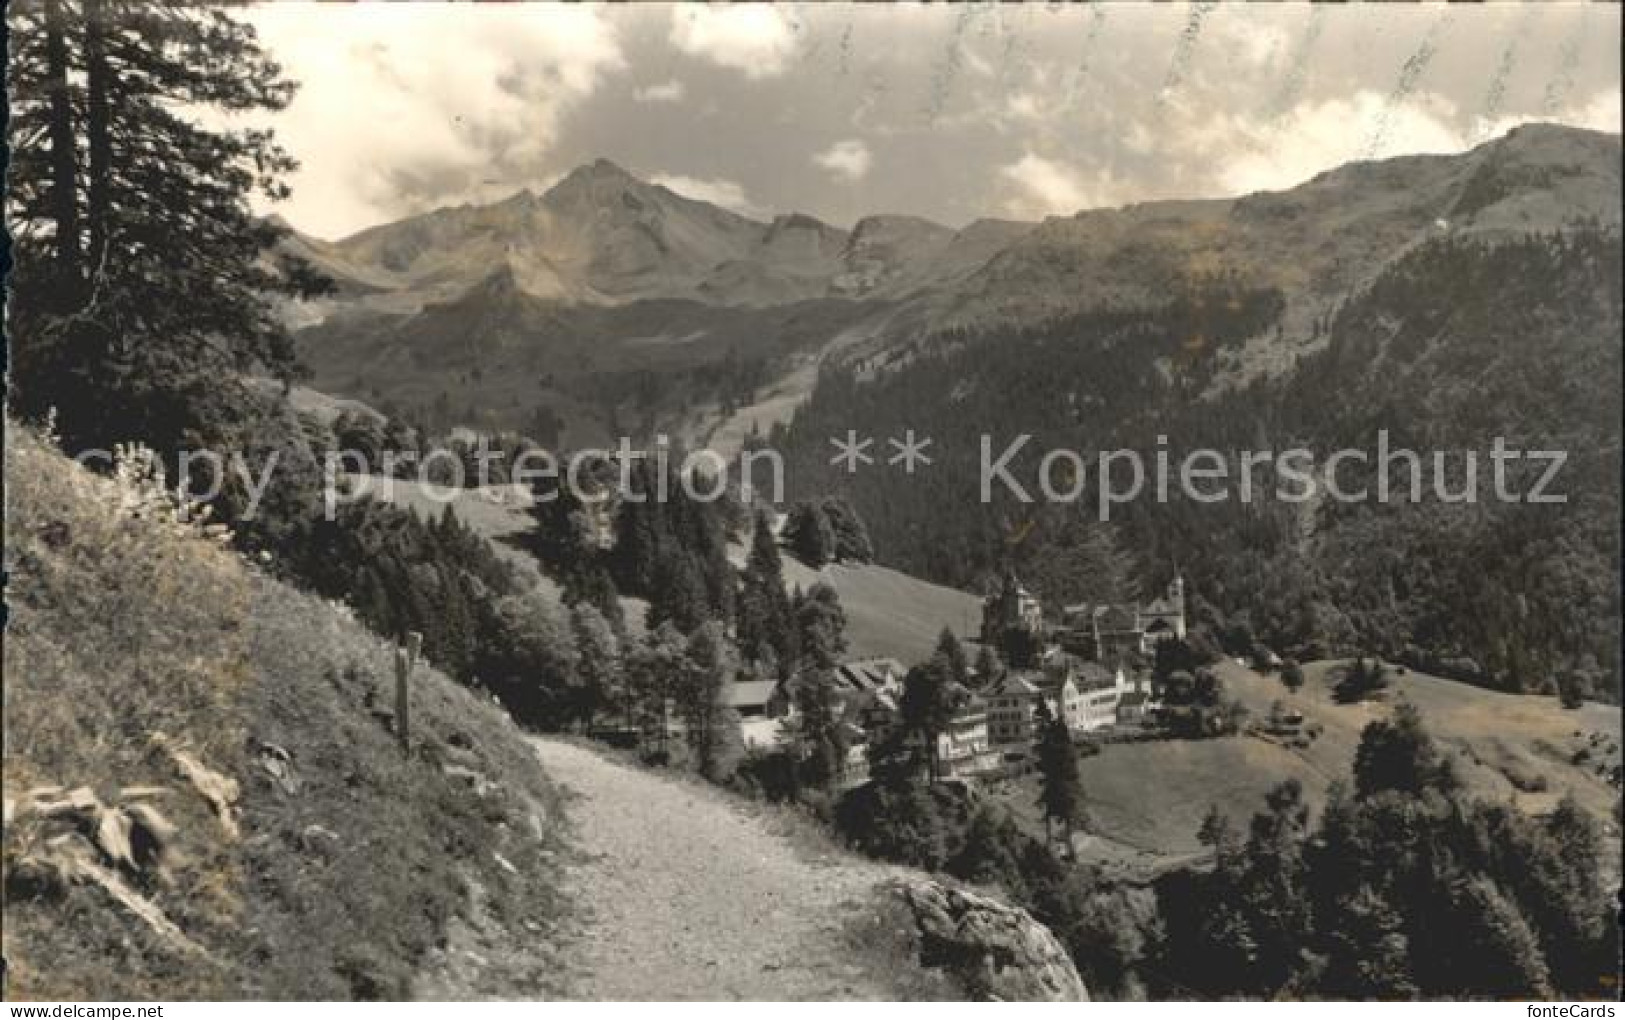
[[7, 1, 329, 449], [935, 627, 970, 687], [899, 655, 958, 782], [785, 668, 847, 790], [566, 564, 626, 637], [353, 564, 395, 637], [681, 622, 743, 782], [1446, 879, 1554, 998], [1316, 885, 1417, 998], [647, 549, 708, 634], [570, 602, 621, 729], [626, 623, 687, 763], [820, 496, 875, 562], [1352, 702, 1458, 799], [794, 582, 848, 671], [1034, 704, 1086, 848], [1031, 696, 1055, 759], [973, 643, 1002, 687], [783, 500, 836, 567], [1197, 804, 1244, 871], [434, 563, 476, 680], [737, 509, 796, 674], [1239, 779, 1312, 989], [1508, 796, 1614, 995], [669, 477, 735, 625], [1280, 658, 1305, 694]]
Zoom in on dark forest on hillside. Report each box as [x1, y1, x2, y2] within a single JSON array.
[[773, 229, 1623, 702]]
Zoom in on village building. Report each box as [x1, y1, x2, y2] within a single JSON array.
[[1067, 662, 1118, 731], [852, 685, 902, 745], [936, 692, 999, 778], [1034, 653, 1086, 731], [983, 653, 1152, 754], [837, 720, 872, 788], [985, 672, 1044, 754], [1115, 690, 1152, 726], [1059, 575, 1187, 664], [724, 679, 788, 721], [850, 681, 995, 779], [980, 570, 1046, 646], [834, 657, 905, 695], [1137, 575, 1188, 648], [725, 679, 792, 749]]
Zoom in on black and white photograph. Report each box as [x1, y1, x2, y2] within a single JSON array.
[[2, 0, 1621, 1005]]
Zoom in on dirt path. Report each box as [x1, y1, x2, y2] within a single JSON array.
[[531, 738, 931, 1001]]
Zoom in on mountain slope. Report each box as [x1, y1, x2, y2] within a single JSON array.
[[305, 161, 845, 311], [770, 218, 1622, 699], [893, 124, 1621, 360], [289, 124, 1619, 448], [2, 425, 567, 999], [295, 268, 877, 444]]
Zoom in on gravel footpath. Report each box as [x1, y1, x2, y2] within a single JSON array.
[[532, 737, 926, 1001]]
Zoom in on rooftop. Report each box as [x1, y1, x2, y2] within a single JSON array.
[[722, 679, 781, 709], [835, 657, 905, 692], [989, 674, 1041, 698]]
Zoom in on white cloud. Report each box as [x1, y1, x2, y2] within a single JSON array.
[[245, 2, 624, 238], [235, 3, 1619, 236], [999, 153, 1094, 218], [670, 5, 797, 78], [650, 174, 768, 219], [1214, 92, 1463, 197], [814, 139, 872, 182], [633, 79, 686, 103], [1568, 89, 1622, 134]]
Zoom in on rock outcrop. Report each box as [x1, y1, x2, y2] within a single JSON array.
[[890, 878, 1088, 1002]]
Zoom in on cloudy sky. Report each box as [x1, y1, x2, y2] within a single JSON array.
[[243, 2, 1622, 240]]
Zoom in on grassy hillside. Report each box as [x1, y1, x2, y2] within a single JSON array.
[[778, 557, 982, 665], [3, 426, 567, 999], [993, 659, 1620, 877]]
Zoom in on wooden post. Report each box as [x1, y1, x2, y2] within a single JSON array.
[[396, 632, 422, 754]]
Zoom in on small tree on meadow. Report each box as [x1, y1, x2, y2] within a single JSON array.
[[1034, 701, 1087, 850], [1554, 669, 1587, 710], [1351, 701, 1458, 799], [1334, 656, 1390, 704], [1280, 658, 1305, 695]]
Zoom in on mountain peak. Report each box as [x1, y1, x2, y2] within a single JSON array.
[[592, 156, 634, 175], [542, 159, 655, 211], [563, 157, 640, 186]]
